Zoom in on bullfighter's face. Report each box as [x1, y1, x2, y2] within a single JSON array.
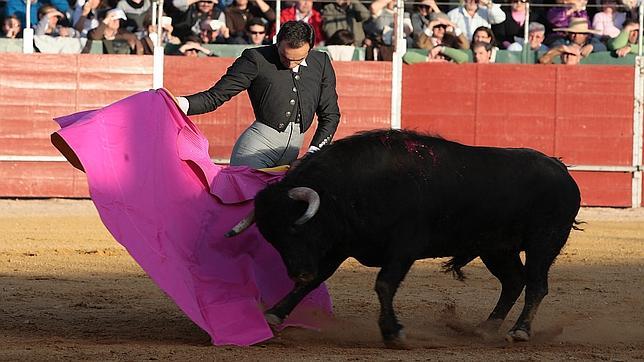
[[277, 41, 310, 69]]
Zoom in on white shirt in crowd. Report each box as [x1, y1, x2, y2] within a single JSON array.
[[447, 4, 506, 42]]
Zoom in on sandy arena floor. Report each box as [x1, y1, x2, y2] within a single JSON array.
[[0, 199, 643, 361]]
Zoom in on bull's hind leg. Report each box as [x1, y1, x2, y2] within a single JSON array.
[[477, 252, 525, 338], [375, 259, 414, 349], [506, 227, 571, 342]]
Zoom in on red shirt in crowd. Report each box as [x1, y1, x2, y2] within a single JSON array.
[[273, 6, 324, 45]]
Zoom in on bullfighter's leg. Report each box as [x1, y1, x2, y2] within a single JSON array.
[[507, 227, 570, 342], [264, 252, 345, 326], [477, 252, 525, 337], [374, 259, 414, 349]]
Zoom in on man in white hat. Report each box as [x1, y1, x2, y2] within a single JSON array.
[[550, 17, 606, 56], [88, 8, 143, 54]]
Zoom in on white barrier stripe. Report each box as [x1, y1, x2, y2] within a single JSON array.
[[390, 0, 404, 131], [568, 165, 639, 172], [0, 155, 638, 171], [0, 155, 231, 164], [633, 54, 644, 207], [0, 155, 68, 162]]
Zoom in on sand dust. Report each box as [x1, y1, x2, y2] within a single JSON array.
[[1, 199, 643, 360]]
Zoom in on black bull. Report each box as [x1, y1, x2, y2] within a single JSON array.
[[227, 129, 581, 348]]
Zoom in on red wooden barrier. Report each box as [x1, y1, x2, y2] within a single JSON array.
[[0, 54, 640, 206], [0, 54, 153, 197], [402, 62, 638, 206]]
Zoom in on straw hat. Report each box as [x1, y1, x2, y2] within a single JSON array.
[[553, 17, 601, 34]]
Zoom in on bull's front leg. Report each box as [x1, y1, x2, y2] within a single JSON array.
[[375, 259, 414, 349], [265, 253, 345, 326]]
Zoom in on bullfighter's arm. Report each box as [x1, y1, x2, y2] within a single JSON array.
[[310, 54, 340, 151], [182, 49, 260, 115]]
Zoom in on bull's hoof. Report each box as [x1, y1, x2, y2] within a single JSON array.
[[505, 329, 530, 342], [264, 313, 283, 326], [383, 329, 410, 350]]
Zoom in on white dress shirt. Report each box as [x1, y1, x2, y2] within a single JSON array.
[[447, 4, 506, 42]]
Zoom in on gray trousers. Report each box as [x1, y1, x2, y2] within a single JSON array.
[[230, 121, 304, 169]]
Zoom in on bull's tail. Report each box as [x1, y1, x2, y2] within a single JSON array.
[[442, 256, 477, 281]]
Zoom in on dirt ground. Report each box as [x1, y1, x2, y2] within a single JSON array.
[[0, 199, 643, 361]]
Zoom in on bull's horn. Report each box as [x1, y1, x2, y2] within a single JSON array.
[[288, 187, 320, 225], [225, 210, 255, 237]]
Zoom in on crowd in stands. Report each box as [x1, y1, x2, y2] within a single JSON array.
[[0, 0, 641, 63]]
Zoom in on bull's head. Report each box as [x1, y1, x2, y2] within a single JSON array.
[[226, 186, 322, 284]]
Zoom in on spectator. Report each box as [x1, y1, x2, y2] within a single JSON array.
[[244, 17, 269, 45], [325, 28, 355, 60], [416, 12, 469, 50], [551, 17, 605, 55], [472, 25, 496, 45], [177, 36, 214, 56], [472, 40, 493, 63], [224, 0, 274, 41], [72, 0, 111, 37], [35, 5, 80, 37], [608, 19, 639, 57], [446, 0, 505, 42], [507, 21, 549, 52], [410, 0, 441, 46], [198, 18, 230, 43], [538, 42, 582, 64], [172, 0, 226, 42], [322, 0, 370, 46], [592, 0, 625, 39], [403, 35, 468, 63], [88, 8, 143, 54], [1, 15, 22, 38], [116, 0, 152, 33], [492, 0, 546, 49], [364, 0, 412, 49], [5, 0, 70, 29], [326, 28, 353, 45], [545, 0, 589, 45], [140, 14, 180, 54], [471, 25, 498, 62], [278, 0, 323, 45]]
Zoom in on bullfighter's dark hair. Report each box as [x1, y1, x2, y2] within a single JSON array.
[[277, 20, 315, 48]]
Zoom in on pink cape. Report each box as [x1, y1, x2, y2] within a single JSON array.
[[52, 89, 333, 346]]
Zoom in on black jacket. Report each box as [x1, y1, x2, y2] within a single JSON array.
[[185, 45, 340, 149]]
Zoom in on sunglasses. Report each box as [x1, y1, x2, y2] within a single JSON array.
[[433, 24, 447, 29], [249, 31, 265, 35]]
